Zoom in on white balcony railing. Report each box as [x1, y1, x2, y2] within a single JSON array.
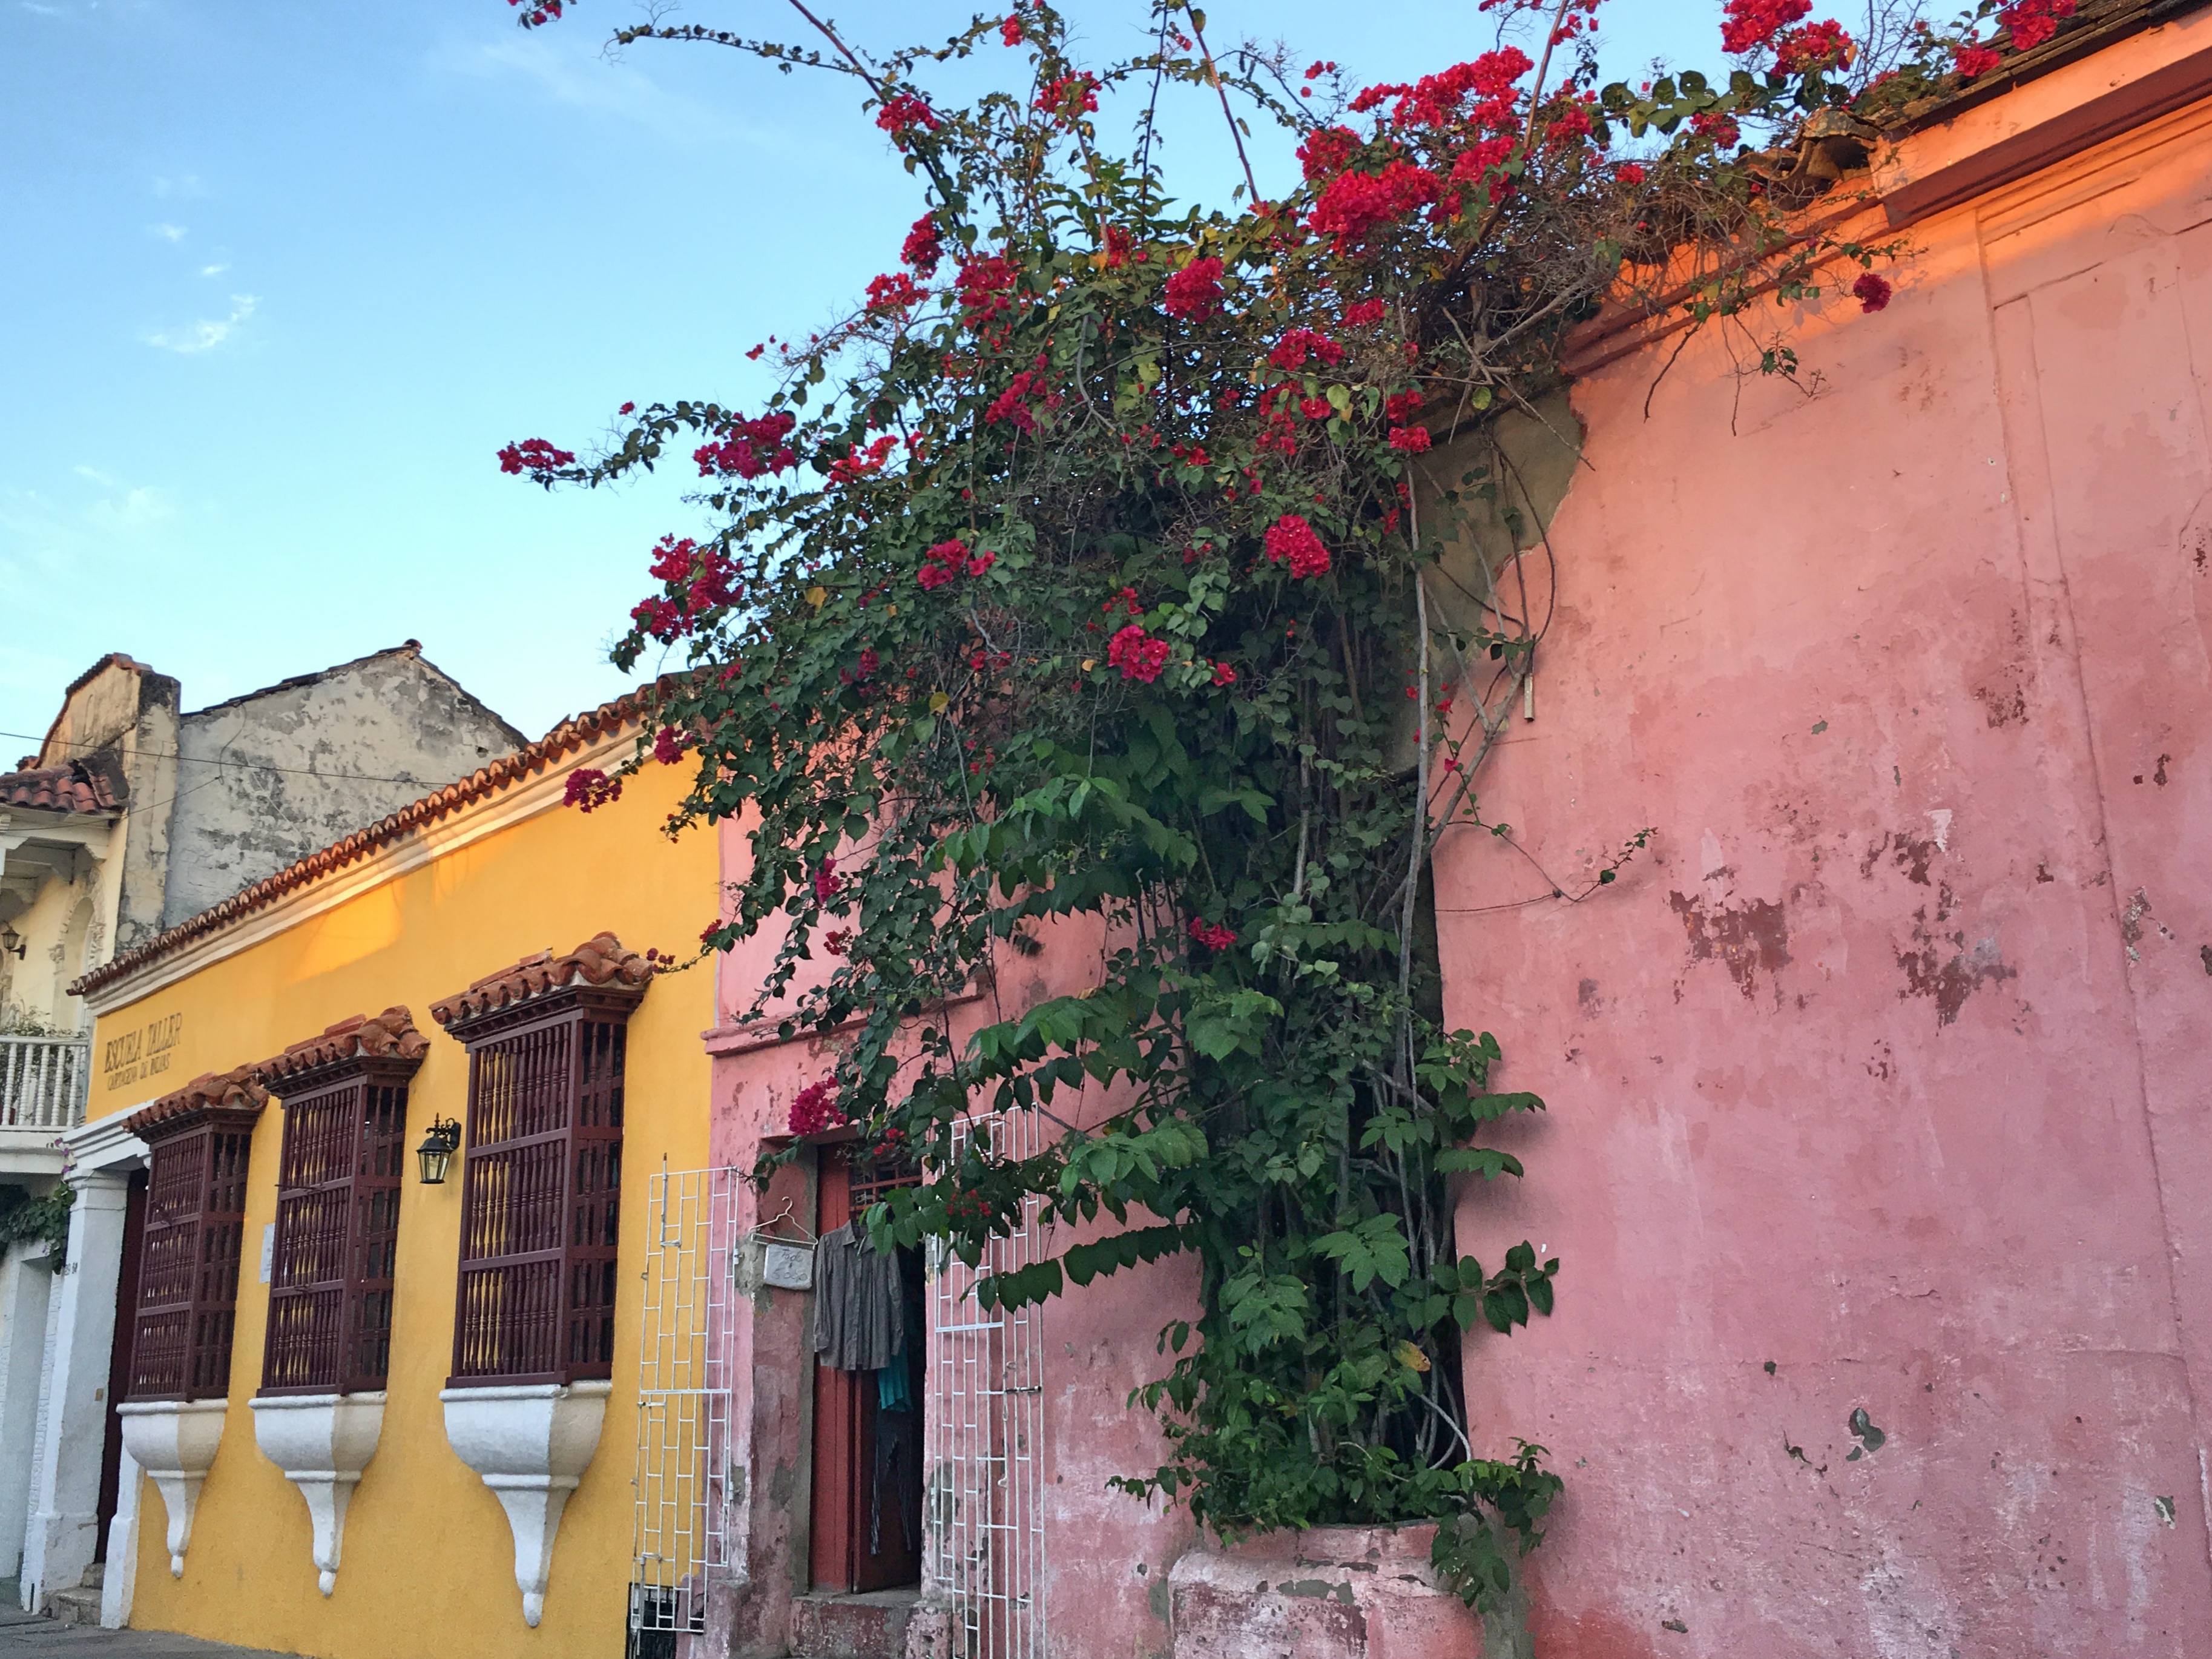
[[0, 1035, 91, 1132]]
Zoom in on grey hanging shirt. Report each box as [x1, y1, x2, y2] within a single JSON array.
[[812, 1219, 904, 1372]]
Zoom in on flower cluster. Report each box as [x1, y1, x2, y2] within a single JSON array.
[[1852, 271, 1892, 313], [2000, 0, 2075, 51], [1269, 328, 1347, 371], [918, 538, 996, 590], [1264, 513, 1332, 579], [1107, 624, 1170, 682], [828, 435, 898, 484], [1309, 159, 1444, 249], [563, 768, 622, 812], [875, 93, 941, 145], [1187, 917, 1239, 951], [788, 1079, 846, 1136], [955, 254, 1023, 327], [986, 357, 1061, 432], [694, 411, 798, 479], [496, 437, 575, 477], [653, 726, 688, 765], [1162, 257, 1225, 320], [1773, 18, 1853, 73], [1034, 71, 1099, 123], [633, 535, 742, 641], [901, 213, 944, 276], [866, 272, 926, 315], [812, 857, 843, 903], [1720, 0, 1810, 54]]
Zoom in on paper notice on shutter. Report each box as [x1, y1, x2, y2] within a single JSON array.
[[260, 1222, 276, 1284]]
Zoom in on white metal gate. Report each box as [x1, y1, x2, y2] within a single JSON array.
[[926, 1113, 1048, 1659], [629, 1166, 742, 1640]]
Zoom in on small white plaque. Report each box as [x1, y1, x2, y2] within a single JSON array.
[[260, 1222, 276, 1284], [762, 1241, 815, 1291]]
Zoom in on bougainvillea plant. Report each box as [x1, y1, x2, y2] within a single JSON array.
[[502, 0, 2044, 1607]]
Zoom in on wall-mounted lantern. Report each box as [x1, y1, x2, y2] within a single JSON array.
[[0, 924, 24, 961], [415, 1117, 462, 1186]]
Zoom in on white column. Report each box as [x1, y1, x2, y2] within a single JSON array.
[[20, 1171, 129, 1611], [0, 1241, 56, 1579]]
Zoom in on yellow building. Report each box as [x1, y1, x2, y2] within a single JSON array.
[[39, 688, 713, 1658]]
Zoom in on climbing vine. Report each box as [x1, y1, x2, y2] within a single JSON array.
[[505, 0, 2049, 1605]]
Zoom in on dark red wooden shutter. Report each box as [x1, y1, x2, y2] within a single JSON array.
[[261, 1071, 412, 1395], [448, 1001, 634, 1387], [127, 1086, 265, 1403]]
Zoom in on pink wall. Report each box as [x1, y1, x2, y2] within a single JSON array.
[[1434, 68, 2212, 1659]]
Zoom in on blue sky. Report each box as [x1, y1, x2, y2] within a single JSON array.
[[0, 0, 1716, 754]]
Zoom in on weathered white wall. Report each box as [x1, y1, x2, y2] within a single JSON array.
[[159, 646, 524, 929]]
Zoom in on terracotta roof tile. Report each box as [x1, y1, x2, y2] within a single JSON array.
[[0, 759, 123, 816], [430, 933, 653, 1032], [71, 684, 665, 1001], [125, 1065, 270, 1138], [257, 1006, 429, 1086]]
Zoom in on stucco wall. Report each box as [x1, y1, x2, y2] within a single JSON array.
[[1430, 85, 2212, 1658], [88, 752, 712, 1659], [159, 647, 525, 930]]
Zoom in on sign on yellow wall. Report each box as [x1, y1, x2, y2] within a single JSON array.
[[101, 1010, 184, 1093]]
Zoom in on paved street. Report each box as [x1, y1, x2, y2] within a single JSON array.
[[0, 1612, 298, 1658]]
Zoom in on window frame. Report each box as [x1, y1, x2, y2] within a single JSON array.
[[439, 982, 643, 1390], [257, 1048, 421, 1398]]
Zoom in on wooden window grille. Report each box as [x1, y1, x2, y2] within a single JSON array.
[[260, 1058, 418, 1396], [128, 1086, 265, 1402], [444, 986, 642, 1388]]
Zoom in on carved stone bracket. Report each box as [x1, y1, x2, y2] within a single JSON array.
[[114, 1399, 227, 1578], [440, 1381, 613, 1627], [248, 1392, 386, 1596]]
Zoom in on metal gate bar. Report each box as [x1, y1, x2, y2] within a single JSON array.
[[630, 1166, 742, 1638], [926, 1112, 1048, 1659]]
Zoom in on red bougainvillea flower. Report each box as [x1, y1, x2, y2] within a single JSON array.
[[497, 437, 576, 477], [653, 727, 688, 765], [1617, 162, 1647, 185], [920, 538, 979, 590], [1383, 390, 1425, 423], [1035, 71, 1099, 123], [866, 272, 925, 315], [875, 93, 941, 146], [2000, 0, 2075, 51], [823, 928, 852, 957], [1000, 13, 1024, 45], [1852, 272, 1893, 313], [694, 411, 798, 479], [564, 768, 622, 812], [1773, 18, 1854, 73], [901, 213, 944, 276], [1187, 917, 1239, 951], [1300, 396, 1334, 421], [1389, 426, 1432, 452], [1720, 0, 1811, 54], [1690, 110, 1741, 147], [1210, 661, 1238, 687], [1099, 225, 1137, 268], [955, 254, 1022, 326], [1343, 298, 1388, 326], [1269, 328, 1346, 371], [788, 1079, 846, 1136], [1264, 514, 1332, 579], [813, 857, 843, 903], [1308, 160, 1444, 249], [1162, 256, 1225, 320], [1297, 125, 1360, 183], [1953, 42, 2003, 76], [1106, 624, 1171, 682]]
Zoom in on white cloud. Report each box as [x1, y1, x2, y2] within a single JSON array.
[[150, 222, 187, 242], [145, 294, 257, 354], [430, 33, 749, 146], [199, 263, 228, 277], [153, 174, 207, 200]]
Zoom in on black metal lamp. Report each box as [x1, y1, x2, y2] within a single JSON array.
[[416, 1116, 462, 1185], [0, 923, 24, 961]]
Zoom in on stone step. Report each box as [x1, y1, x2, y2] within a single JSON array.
[[789, 1588, 920, 1659], [47, 1586, 101, 1628], [79, 1563, 103, 1592]]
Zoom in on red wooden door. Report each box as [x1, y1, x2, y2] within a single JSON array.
[[809, 1148, 923, 1594]]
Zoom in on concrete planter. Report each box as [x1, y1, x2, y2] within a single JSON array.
[[440, 1380, 612, 1628], [114, 1399, 228, 1578], [1167, 1522, 1530, 1659], [248, 1391, 386, 1596]]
